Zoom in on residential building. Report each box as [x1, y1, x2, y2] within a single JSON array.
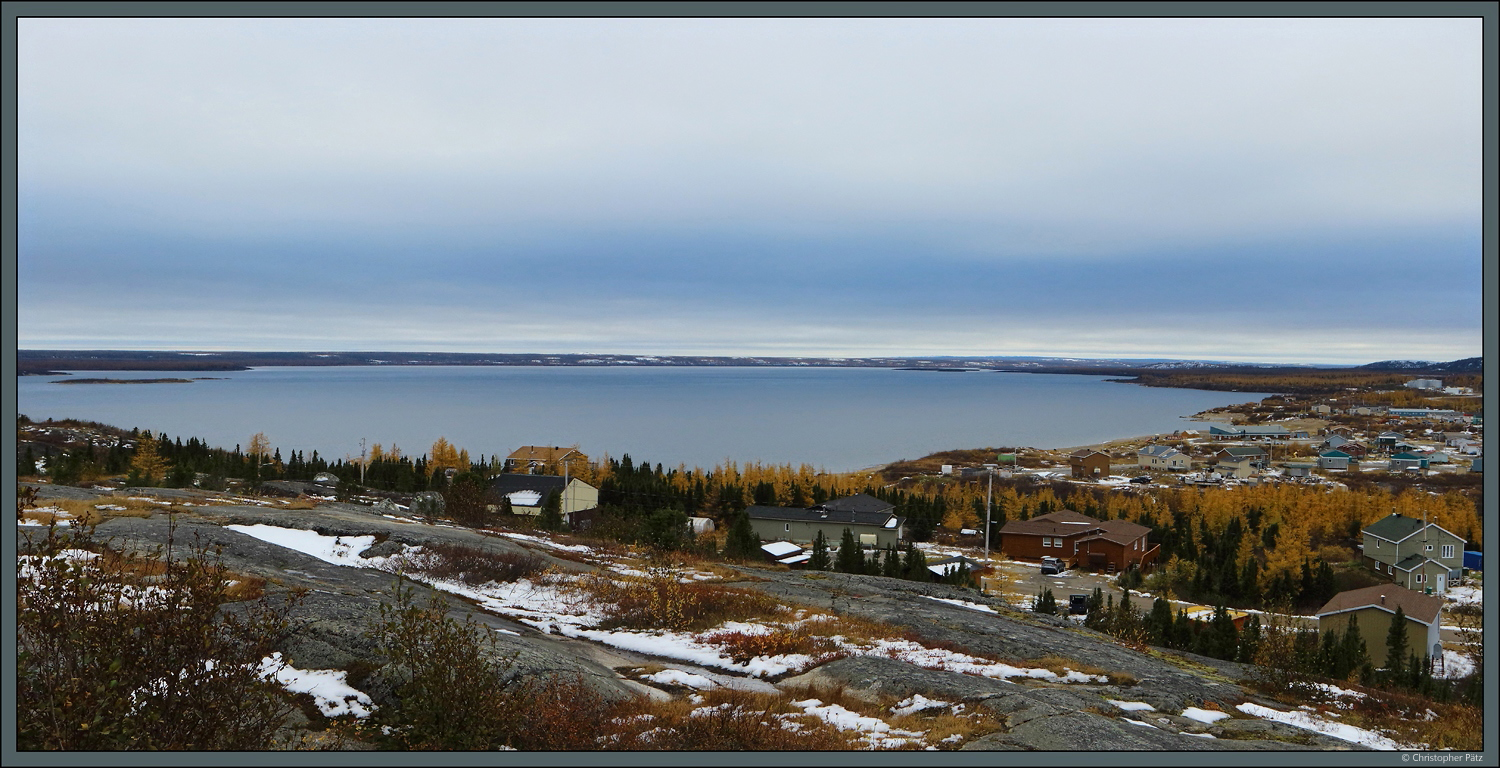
[[1361, 512, 1465, 594], [814, 492, 896, 516], [746, 503, 904, 550], [1317, 450, 1351, 471], [504, 445, 589, 475], [1403, 379, 1443, 390], [1138, 445, 1190, 471], [1212, 446, 1267, 467], [487, 474, 599, 528], [1388, 452, 1429, 472], [999, 510, 1158, 572], [1069, 450, 1112, 479], [1209, 424, 1292, 440], [1316, 585, 1443, 669]]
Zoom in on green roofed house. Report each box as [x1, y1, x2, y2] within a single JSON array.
[[1388, 452, 1429, 472], [1361, 512, 1465, 594], [1317, 450, 1352, 470], [1317, 585, 1443, 670]]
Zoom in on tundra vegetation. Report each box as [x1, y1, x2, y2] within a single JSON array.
[[17, 410, 1485, 751]]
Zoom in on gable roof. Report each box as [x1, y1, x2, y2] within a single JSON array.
[[1316, 585, 1443, 626], [1138, 445, 1184, 459], [746, 504, 901, 530], [999, 509, 1103, 537], [1319, 450, 1352, 459], [1217, 446, 1266, 457], [1392, 554, 1447, 573], [489, 473, 569, 497], [1078, 518, 1152, 546], [506, 445, 584, 463], [1069, 449, 1109, 460], [817, 493, 895, 515], [1362, 513, 1464, 546]]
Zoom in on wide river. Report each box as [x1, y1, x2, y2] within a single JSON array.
[[17, 366, 1272, 472]]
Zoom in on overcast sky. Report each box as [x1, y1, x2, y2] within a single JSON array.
[[16, 17, 1483, 364]]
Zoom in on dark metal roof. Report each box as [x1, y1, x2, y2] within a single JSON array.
[[489, 473, 567, 496], [746, 504, 900, 529], [816, 493, 895, 515], [1363, 513, 1424, 542], [999, 509, 1102, 537]]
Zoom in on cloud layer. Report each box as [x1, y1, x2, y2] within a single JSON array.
[[17, 18, 1483, 363]]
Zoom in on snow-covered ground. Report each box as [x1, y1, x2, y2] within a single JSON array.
[[922, 596, 997, 614], [1235, 702, 1419, 750], [1180, 707, 1230, 724], [260, 653, 373, 718], [1444, 583, 1481, 607]]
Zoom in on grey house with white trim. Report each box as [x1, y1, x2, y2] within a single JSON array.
[[1361, 512, 1465, 594]]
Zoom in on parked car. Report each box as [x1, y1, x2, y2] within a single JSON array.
[[1130, 475, 1152, 484], [1069, 594, 1089, 615], [1040, 556, 1066, 575]]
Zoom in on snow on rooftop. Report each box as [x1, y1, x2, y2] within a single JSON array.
[[761, 541, 803, 557], [507, 490, 542, 506], [883, 517, 899, 529]]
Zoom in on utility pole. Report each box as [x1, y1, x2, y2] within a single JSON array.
[[360, 438, 366, 486], [983, 463, 998, 565]]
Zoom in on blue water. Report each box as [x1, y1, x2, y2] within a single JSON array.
[[16, 366, 1271, 472]]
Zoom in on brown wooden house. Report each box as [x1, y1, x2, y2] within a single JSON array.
[[1074, 519, 1160, 573], [1068, 450, 1112, 479], [999, 510, 1159, 572]]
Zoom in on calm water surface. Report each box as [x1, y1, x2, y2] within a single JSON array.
[[17, 366, 1271, 472]]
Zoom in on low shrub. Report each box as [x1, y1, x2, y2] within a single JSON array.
[[699, 626, 841, 664], [402, 542, 545, 585], [575, 570, 785, 631], [16, 519, 301, 750], [603, 689, 856, 750]]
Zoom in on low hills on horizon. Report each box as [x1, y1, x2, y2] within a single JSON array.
[[15, 349, 1483, 376]]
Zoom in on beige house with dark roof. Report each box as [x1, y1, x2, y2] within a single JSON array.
[[504, 445, 588, 475], [1317, 585, 1443, 669]]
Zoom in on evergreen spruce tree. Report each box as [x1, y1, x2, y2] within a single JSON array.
[[835, 529, 863, 574], [1147, 597, 1174, 646], [1338, 614, 1369, 681], [1173, 608, 1194, 650], [1237, 615, 1262, 664], [722, 512, 760, 561], [1385, 605, 1409, 680], [901, 543, 929, 582], [1034, 588, 1057, 615], [1084, 587, 1107, 630], [1319, 628, 1342, 676], [881, 545, 901, 578], [808, 530, 831, 571], [535, 491, 564, 532]]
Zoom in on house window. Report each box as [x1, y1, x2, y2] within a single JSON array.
[[1042, 537, 1052, 548], [1375, 540, 1380, 549], [784, 523, 790, 532], [1425, 544, 1433, 552], [1416, 574, 1424, 584], [1442, 545, 1455, 559]]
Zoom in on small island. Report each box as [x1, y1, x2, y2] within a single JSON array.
[[52, 377, 199, 385]]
